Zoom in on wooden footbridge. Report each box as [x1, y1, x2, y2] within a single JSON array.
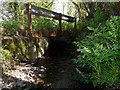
[[24, 3, 76, 37]]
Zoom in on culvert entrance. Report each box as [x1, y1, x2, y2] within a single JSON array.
[[44, 36, 74, 57]]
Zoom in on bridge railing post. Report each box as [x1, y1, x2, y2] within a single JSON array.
[[26, 3, 32, 36], [74, 18, 77, 30], [57, 13, 62, 36]]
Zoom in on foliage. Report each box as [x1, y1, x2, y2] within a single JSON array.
[[31, 1, 54, 10], [32, 17, 53, 30], [2, 16, 74, 37], [73, 16, 120, 88], [2, 36, 49, 61], [2, 19, 22, 36], [0, 47, 13, 71], [62, 22, 74, 31], [0, 47, 12, 62], [84, 10, 109, 28]]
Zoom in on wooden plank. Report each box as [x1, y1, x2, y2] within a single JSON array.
[[24, 10, 75, 22], [62, 17, 75, 22], [62, 14, 75, 20], [32, 12, 53, 18], [31, 4, 59, 16], [24, 4, 75, 22], [24, 4, 77, 34], [31, 5, 74, 20]]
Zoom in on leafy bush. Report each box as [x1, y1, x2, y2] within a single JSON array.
[[62, 22, 74, 31], [2, 16, 27, 36], [32, 17, 53, 29], [2, 19, 20, 36], [0, 47, 12, 62], [84, 11, 109, 28], [0, 47, 13, 71], [73, 16, 120, 88]]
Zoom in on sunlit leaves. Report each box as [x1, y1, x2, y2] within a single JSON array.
[[0, 47, 12, 63], [73, 16, 120, 87]]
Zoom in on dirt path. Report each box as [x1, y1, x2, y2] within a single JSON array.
[[1, 37, 77, 89], [1, 56, 76, 90], [45, 57, 76, 88]]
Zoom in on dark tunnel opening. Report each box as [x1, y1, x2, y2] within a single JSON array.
[[44, 36, 74, 57]]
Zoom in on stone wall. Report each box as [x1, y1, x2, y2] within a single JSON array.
[[2, 36, 48, 61]]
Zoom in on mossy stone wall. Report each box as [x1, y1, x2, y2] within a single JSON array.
[[2, 36, 48, 61]]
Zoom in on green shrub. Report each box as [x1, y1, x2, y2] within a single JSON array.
[[0, 47, 12, 62], [62, 22, 74, 31], [73, 16, 120, 88], [2, 19, 21, 36], [32, 17, 53, 29], [0, 47, 13, 71], [84, 11, 109, 28]]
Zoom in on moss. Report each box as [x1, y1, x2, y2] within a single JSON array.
[[2, 36, 48, 61]]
